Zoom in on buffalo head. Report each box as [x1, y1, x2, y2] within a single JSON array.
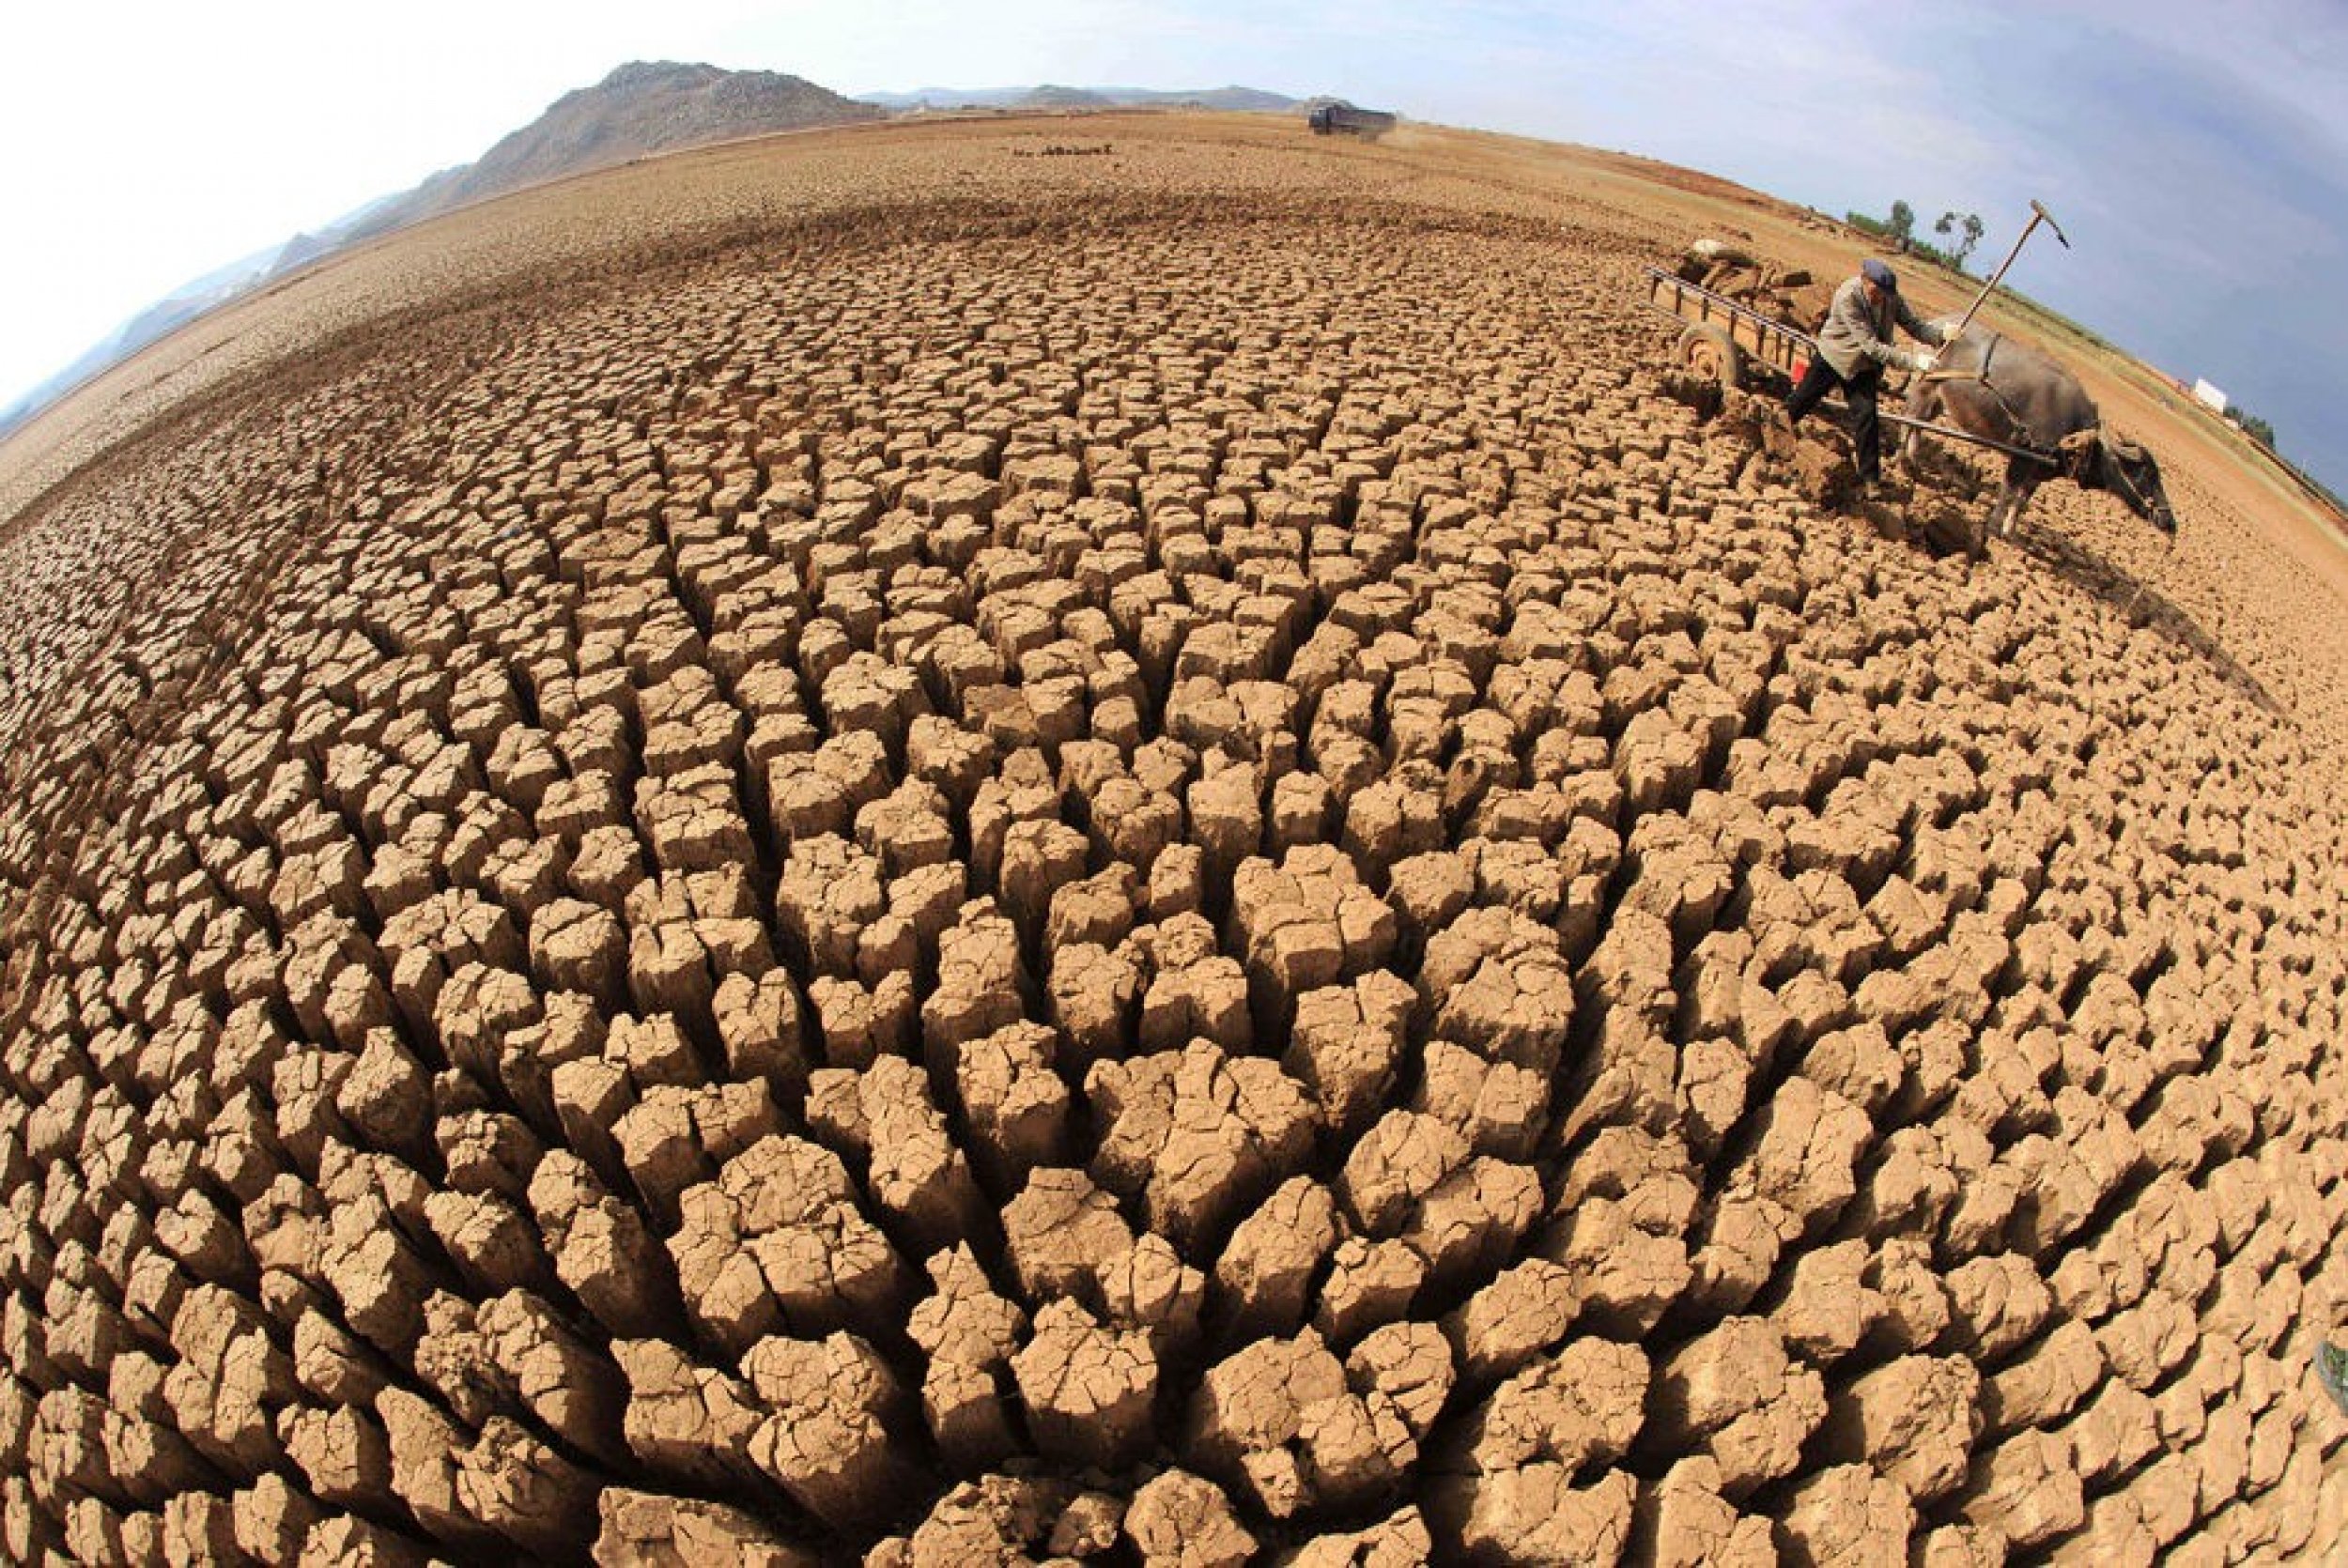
[[2097, 429, 2175, 533], [2067, 427, 2175, 533]]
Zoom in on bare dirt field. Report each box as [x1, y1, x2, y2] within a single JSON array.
[[1, 111, 2344, 1563]]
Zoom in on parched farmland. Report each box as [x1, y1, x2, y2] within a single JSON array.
[[0, 113, 2344, 1563]]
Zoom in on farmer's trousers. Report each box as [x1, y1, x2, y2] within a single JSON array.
[[1785, 358, 1885, 484]]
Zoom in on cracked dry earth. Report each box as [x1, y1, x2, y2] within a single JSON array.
[[2, 117, 2346, 1566]]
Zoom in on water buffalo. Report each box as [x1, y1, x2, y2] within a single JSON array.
[[1904, 324, 2176, 540]]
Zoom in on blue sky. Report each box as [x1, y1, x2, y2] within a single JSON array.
[[4, 0, 2343, 493]]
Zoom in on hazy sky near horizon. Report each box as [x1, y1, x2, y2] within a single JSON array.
[[5, 0, 2344, 490]]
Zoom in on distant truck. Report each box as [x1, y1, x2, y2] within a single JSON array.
[[1308, 103, 1397, 139]]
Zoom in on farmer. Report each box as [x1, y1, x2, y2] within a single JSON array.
[[1782, 257, 1954, 498]]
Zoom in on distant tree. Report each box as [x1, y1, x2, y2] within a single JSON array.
[[1935, 210, 1986, 271], [1887, 199, 1916, 251], [2226, 404, 2278, 450]]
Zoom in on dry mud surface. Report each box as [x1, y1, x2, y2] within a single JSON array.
[[1, 114, 2346, 1563]]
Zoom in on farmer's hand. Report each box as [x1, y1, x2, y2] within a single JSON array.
[[1902, 348, 1938, 374], [1938, 320, 1964, 345]]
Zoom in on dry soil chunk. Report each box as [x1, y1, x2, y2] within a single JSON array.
[[452, 1415, 602, 1558], [1412, 1038, 1552, 1159], [1228, 844, 1398, 1017], [1089, 1040, 1316, 1247], [1132, 914, 1253, 1053], [1776, 1463, 1916, 1567], [1818, 1353, 1982, 1504], [925, 898, 1029, 1052], [1011, 1299, 1160, 1471], [592, 1487, 818, 1566], [1958, 1424, 2085, 1547], [1212, 1176, 1341, 1341], [1416, 907, 1577, 1072], [907, 1244, 1029, 1467], [1186, 1329, 1423, 1518], [612, 1336, 765, 1491], [1458, 1336, 1649, 1478], [1123, 1468, 1258, 1568], [1277, 1506, 1434, 1567], [527, 1150, 682, 1340], [950, 1021, 1073, 1182], [1002, 1166, 1137, 1311], [1635, 1456, 1776, 1567], [885, 1474, 1081, 1564], [666, 1135, 906, 1354], [1723, 1075, 1873, 1243], [804, 1054, 984, 1251], [1340, 1110, 1469, 1237], [1441, 1467, 1639, 1566], [741, 1330, 919, 1530], [1769, 1237, 1884, 1365], [1942, 1252, 2055, 1361], [1651, 1316, 1828, 1495], [775, 835, 888, 977], [1284, 970, 1417, 1136]]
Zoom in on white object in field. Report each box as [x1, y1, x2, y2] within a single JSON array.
[[2192, 378, 2229, 413]]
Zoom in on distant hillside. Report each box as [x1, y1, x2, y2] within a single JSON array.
[[384, 61, 883, 229], [0, 61, 886, 438], [860, 84, 1301, 114], [1124, 85, 1300, 112], [295, 63, 881, 259], [1020, 85, 1117, 110], [0, 243, 286, 439], [0, 69, 1304, 438]]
